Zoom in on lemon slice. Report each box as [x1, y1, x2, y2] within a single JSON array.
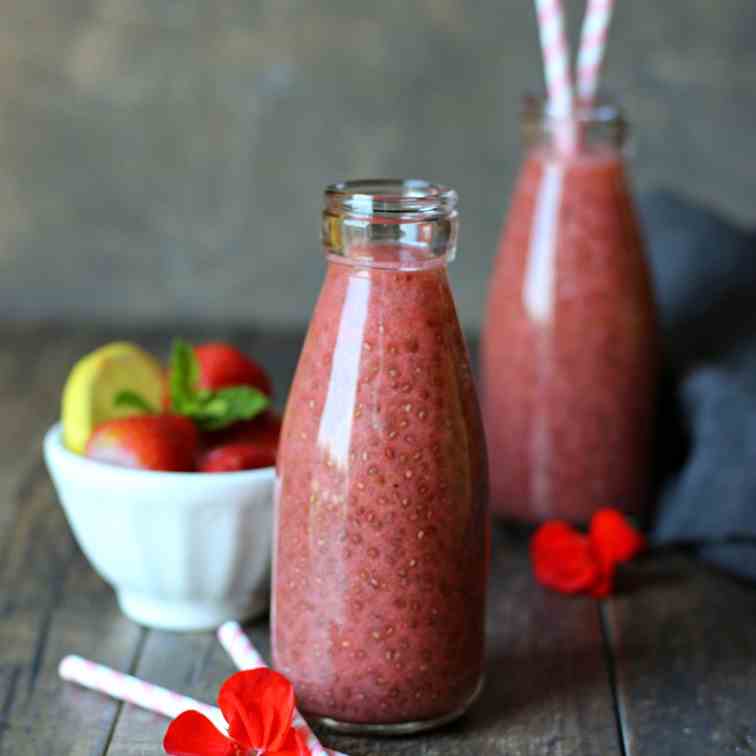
[[62, 342, 165, 453]]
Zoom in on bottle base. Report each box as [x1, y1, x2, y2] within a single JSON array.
[[305, 675, 484, 736]]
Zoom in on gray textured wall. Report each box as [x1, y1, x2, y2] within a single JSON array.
[[1, 0, 755, 330]]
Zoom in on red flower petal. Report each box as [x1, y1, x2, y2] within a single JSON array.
[[530, 523, 600, 594], [589, 508, 646, 568], [531, 521, 576, 557], [218, 669, 296, 751], [273, 727, 312, 756], [163, 711, 237, 756]]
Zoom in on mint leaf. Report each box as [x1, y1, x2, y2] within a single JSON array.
[[170, 339, 200, 414], [114, 390, 156, 414], [193, 386, 270, 430], [167, 339, 270, 430]]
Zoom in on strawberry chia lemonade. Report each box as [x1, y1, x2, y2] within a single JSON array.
[[272, 181, 488, 733], [483, 100, 658, 523]]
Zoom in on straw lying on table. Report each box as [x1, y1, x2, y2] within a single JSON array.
[[218, 622, 346, 756], [217, 621, 268, 670], [58, 655, 226, 731], [60, 650, 346, 756]]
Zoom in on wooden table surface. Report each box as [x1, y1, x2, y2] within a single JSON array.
[[2, 323, 756, 756]]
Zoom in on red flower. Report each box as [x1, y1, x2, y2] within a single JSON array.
[[530, 508, 645, 598], [163, 669, 310, 756], [530, 522, 599, 594], [589, 507, 646, 567]]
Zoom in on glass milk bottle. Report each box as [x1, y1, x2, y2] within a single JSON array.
[[482, 98, 658, 523], [272, 180, 488, 734]]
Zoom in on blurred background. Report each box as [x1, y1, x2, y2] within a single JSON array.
[[1, 0, 754, 331]]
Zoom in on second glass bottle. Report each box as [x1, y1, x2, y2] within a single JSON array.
[[483, 96, 659, 524]]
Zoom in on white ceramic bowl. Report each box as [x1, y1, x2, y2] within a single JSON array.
[[43, 423, 274, 632]]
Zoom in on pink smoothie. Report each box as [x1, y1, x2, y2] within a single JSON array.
[[272, 245, 488, 726], [483, 146, 658, 523]]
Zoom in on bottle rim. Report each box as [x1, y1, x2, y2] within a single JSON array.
[[324, 179, 458, 220], [522, 92, 625, 127], [520, 93, 628, 152]]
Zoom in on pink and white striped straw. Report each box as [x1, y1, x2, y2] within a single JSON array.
[[577, 0, 615, 103], [59, 655, 226, 731], [534, 0, 574, 121], [217, 622, 346, 756], [217, 622, 268, 671]]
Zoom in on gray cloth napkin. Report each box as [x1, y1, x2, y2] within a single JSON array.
[[642, 191, 756, 580]]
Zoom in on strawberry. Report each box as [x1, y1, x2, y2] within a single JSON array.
[[198, 441, 276, 473], [85, 415, 198, 472], [195, 342, 272, 397], [207, 411, 282, 454]]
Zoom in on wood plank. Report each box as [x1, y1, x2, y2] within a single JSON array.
[[605, 553, 756, 756], [105, 629, 238, 754], [0, 324, 67, 537], [108, 527, 621, 756], [0, 326, 146, 756], [0, 323, 86, 592]]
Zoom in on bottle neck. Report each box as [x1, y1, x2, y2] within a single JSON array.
[[322, 179, 458, 270], [326, 243, 450, 272], [521, 95, 628, 159]]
